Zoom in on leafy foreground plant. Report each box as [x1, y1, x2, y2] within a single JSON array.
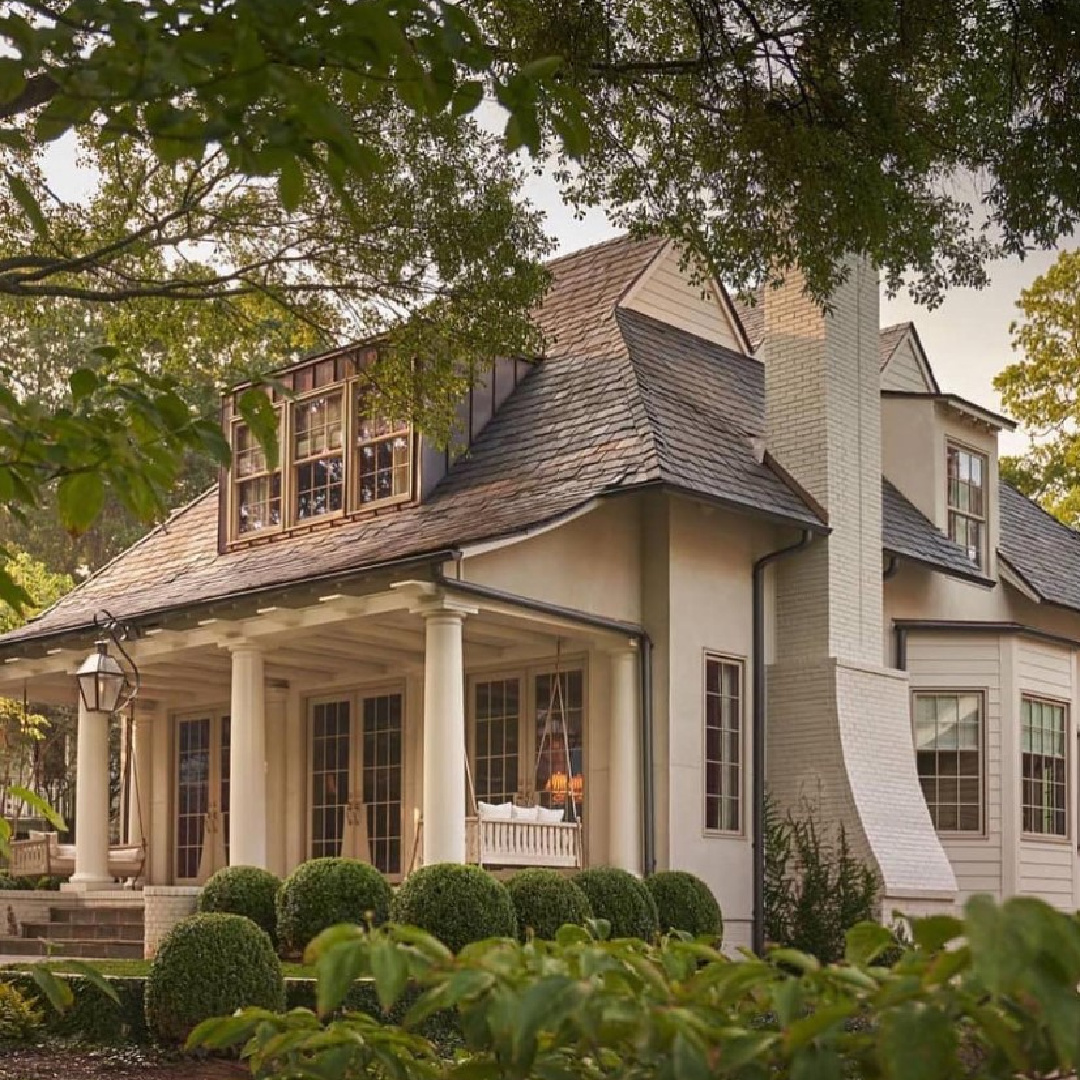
[[191, 896, 1080, 1080]]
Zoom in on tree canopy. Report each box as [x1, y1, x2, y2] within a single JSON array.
[[997, 249, 1080, 526]]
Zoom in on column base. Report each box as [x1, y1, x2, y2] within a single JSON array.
[[61, 878, 123, 893]]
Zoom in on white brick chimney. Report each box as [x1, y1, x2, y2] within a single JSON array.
[[761, 257, 957, 914]]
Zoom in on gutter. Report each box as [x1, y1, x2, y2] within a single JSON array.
[[432, 562, 657, 876], [751, 530, 814, 957]]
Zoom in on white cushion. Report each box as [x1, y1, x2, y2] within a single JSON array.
[[537, 806, 565, 824], [477, 800, 513, 821], [512, 804, 540, 822]]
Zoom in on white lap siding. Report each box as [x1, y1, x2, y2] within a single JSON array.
[[1015, 640, 1077, 910], [905, 633, 1003, 901]]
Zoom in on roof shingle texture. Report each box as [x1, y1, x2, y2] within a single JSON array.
[[998, 482, 1080, 611], [1, 234, 984, 647]]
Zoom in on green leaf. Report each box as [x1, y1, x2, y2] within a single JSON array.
[[56, 472, 105, 536], [519, 56, 563, 83], [911, 915, 964, 953], [9, 786, 65, 832], [277, 159, 306, 212], [0, 58, 25, 106], [29, 965, 73, 1013], [451, 80, 484, 118], [769, 949, 820, 974], [791, 1047, 844, 1080], [54, 961, 119, 1003], [845, 921, 894, 966], [369, 935, 409, 1010], [315, 940, 366, 1017], [785, 1002, 856, 1051], [69, 368, 99, 405], [878, 1004, 956, 1080], [672, 1030, 710, 1080], [6, 170, 48, 237]]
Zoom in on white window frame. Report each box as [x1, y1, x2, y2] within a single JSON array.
[[703, 652, 745, 837], [911, 690, 986, 836], [172, 707, 231, 884], [1021, 694, 1069, 840]]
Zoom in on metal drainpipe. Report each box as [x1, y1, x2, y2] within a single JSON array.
[[431, 564, 656, 876], [751, 530, 813, 957]]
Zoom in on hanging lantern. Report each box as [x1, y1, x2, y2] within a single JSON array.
[[75, 612, 140, 714]]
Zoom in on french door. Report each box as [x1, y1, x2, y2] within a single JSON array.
[[309, 690, 404, 876], [174, 711, 231, 882]]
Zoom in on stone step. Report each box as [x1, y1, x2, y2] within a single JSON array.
[[0, 935, 143, 960], [49, 907, 144, 927], [22, 922, 144, 942]]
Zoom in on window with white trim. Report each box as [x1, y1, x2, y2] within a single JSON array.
[[472, 678, 521, 804], [232, 419, 282, 536], [704, 655, 742, 833], [947, 442, 988, 569], [1021, 696, 1068, 837], [913, 692, 983, 833]]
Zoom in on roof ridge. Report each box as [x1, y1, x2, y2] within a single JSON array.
[[15, 486, 220, 631], [543, 231, 661, 268], [612, 311, 664, 481]]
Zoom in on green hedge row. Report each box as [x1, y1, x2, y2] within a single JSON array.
[[0, 972, 459, 1051]]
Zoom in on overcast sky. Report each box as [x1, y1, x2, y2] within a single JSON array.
[[521, 171, 1066, 457]]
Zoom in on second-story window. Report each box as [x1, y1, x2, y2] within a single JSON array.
[[356, 399, 412, 507], [293, 390, 344, 521], [947, 442, 988, 570], [233, 419, 282, 536]]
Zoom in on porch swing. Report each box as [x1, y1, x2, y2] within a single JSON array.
[[9, 698, 147, 883], [410, 644, 583, 872]]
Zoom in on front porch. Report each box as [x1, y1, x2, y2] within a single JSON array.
[[2, 579, 645, 900]]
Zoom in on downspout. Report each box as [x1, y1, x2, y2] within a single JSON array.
[[751, 530, 813, 957], [432, 563, 656, 876]]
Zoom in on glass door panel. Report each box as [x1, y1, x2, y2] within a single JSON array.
[[361, 693, 403, 875], [311, 699, 350, 858], [176, 717, 210, 881]]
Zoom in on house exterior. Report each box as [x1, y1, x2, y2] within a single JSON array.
[[2, 234, 1079, 950]]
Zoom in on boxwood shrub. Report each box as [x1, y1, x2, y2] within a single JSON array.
[[277, 857, 393, 955], [199, 864, 281, 944], [506, 868, 593, 941], [645, 870, 722, 940], [145, 912, 284, 1043], [574, 867, 659, 941], [1, 973, 148, 1044], [391, 863, 516, 953]]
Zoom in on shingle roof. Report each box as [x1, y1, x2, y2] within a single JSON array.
[[0, 235, 981, 649], [882, 479, 989, 584], [998, 483, 1080, 612], [532, 234, 667, 358]]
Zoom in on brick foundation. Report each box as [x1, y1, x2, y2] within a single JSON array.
[[143, 886, 201, 958]]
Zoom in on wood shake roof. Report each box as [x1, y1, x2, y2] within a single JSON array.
[[1, 235, 996, 649]]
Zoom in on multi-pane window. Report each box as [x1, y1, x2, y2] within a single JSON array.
[[294, 391, 344, 520], [473, 678, 520, 803], [947, 443, 988, 569], [309, 693, 404, 875], [913, 693, 983, 833], [357, 401, 411, 506], [227, 354, 417, 543], [535, 670, 584, 821], [705, 656, 742, 833], [174, 713, 229, 881], [310, 700, 350, 860], [233, 421, 282, 535], [361, 694, 403, 876], [1021, 696, 1068, 837]]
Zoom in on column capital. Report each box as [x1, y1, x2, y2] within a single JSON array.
[[410, 594, 478, 620], [220, 638, 264, 657]]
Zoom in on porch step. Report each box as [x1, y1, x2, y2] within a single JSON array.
[[0, 935, 144, 960], [49, 906, 144, 926]]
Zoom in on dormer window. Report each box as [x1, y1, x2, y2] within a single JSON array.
[[947, 441, 987, 569], [225, 349, 415, 545]]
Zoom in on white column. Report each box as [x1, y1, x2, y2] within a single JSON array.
[[420, 605, 470, 865], [127, 705, 155, 853], [609, 648, 642, 874], [265, 687, 287, 877], [67, 699, 113, 891], [229, 644, 268, 868]]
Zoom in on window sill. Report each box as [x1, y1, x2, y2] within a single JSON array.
[[226, 497, 416, 549]]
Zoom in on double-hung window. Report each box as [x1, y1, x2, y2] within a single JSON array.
[[913, 693, 983, 833], [232, 418, 282, 536], [1021, 696, 1068, 837], [947, 442, 988, 569], [293, 390, 344, 521]]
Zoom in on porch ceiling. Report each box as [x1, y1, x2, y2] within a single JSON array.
[[0, 584, 611, 711]]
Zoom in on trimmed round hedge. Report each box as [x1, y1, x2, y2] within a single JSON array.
[[198, 865, 281, 944], [506, 868, 593, 942], [391, 863, 516, 953], [277, 857, 393, 954], [645, 871, 722, 940], [574, 867, 659, 941], [145, 912, 284, 1043]]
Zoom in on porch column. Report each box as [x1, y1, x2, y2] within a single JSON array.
[[67, 699, 113, 891], [419, 600, 474, 865], [229, 644, 267, 868], [609, 647, 642, 874], [127, 704, 156, 853]]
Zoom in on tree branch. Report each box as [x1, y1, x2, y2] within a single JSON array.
[[0, 73, 59, 122]]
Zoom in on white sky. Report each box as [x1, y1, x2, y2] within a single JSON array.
[[42, 136, 1063, 456]]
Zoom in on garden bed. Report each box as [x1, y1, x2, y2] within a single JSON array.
[[0, 1045, 247, 1080]]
